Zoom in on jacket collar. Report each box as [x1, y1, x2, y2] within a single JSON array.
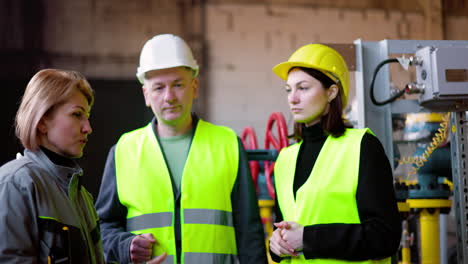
[[24, 149, 83, 190]]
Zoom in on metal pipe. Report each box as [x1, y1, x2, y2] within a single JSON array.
[[401, 219, 411, 264], [440, 213, 447, 264], [420, 208, 440, 264]]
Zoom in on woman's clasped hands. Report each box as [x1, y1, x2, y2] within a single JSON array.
[[269, 221, 304, 257]]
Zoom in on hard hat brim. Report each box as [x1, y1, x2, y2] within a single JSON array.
[[272, 61, 338, 83], [136, 65, 199, 84], [273, 61, 307, 80]]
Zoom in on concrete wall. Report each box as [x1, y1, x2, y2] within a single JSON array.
[[41, 0, 189, 79], [205, 4, 423, 143], [205, 3, 468, 144]]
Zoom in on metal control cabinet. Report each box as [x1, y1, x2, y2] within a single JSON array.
[[416, 46, 468, 111]]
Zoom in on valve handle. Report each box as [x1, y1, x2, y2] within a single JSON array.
[[241, 127, 260, 190], [264, 112, 289, 200]]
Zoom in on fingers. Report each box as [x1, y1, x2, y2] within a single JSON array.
[[280, 226, 298, 239], [274, 221, 291, 230], [280, 223, 304, 251], [147, 252, 168, 264], [269, 230, 284, 256], [280, 229, 298, 250], [269, 228, 296, 257], [130, 233, 157, 263], [140, 233, 156, 243]]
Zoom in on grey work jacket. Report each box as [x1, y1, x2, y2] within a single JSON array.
[[0, 149, 105, 264]]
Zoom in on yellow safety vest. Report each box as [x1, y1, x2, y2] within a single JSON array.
[[274, 128, 389, 264], [115, 120, 239, 264]]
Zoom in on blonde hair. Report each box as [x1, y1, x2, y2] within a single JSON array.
[[15, 69, 94, 150]]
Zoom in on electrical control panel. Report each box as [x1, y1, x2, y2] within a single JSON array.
[[416, 46, 468, 111]]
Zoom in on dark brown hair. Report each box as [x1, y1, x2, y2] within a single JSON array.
[[290, 67, 348, 141]]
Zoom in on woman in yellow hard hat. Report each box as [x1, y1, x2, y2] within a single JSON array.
[[269, 44, 401, 263]]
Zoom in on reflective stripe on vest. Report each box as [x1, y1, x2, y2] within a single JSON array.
[[274, 128, 389, 264], [184, 252, 237, 263], [126, 209, 233, 230], [115, 120, 239, 263]]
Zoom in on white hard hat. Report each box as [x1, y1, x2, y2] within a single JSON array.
[[136, 34, 199, 84]]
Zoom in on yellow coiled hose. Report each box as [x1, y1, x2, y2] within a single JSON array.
[[397, 113, 449, 178]]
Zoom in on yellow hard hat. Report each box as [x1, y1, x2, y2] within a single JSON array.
[[272, 44, 350, 108]]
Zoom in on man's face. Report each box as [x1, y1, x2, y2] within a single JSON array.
[[143, 67, 198, 128]]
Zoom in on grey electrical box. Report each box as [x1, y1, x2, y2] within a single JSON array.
[[416, 46, 468, 111]]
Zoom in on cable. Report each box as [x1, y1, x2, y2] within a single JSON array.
[[370, 58, 406, 106], [398, 113, 450, 178]]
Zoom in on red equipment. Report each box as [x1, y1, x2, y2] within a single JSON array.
[[264, 112, 289, 200], [241, 127, 260, 189]]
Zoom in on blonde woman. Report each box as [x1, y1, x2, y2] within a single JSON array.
[[0, 69, 105, 263]]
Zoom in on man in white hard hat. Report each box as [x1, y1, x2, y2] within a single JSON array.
[[95, 34, 267, 264]]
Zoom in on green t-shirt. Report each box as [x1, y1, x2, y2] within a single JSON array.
[[159, 131, 192, 192]]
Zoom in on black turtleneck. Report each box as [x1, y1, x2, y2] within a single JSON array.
[[272, 124, 401, 261], [40, 146, 76, 168], [293, 124, 328, 197]]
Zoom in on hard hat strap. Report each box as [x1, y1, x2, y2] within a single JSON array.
[[323, 71, 340, 85]]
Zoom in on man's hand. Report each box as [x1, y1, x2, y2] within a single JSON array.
[[130, 233, 162, 263]]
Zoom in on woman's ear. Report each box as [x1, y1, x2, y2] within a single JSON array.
[[327, 84, 339, 102], [37, 119, 48, 134]]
